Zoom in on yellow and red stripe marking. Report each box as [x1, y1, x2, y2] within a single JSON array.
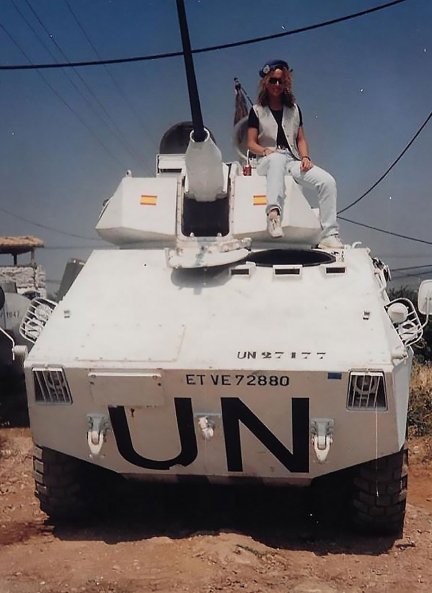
[[140, 194, 157, 206], [253, 194, 267, 206]]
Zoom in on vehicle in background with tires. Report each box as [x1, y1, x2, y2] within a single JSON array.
[[19, 1, 432, 535], [0, 236, 46, 376]]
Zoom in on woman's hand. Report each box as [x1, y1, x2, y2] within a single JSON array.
[[300, 156, 313, 172], [262, 147, 276, 157]]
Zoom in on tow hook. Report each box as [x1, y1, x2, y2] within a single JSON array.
[[87, 414, 110, 457], [311, 418, 334, 463]]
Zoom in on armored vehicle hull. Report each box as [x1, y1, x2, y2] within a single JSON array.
[[24, 239, 421, 533], [26, 246, 410, 477]]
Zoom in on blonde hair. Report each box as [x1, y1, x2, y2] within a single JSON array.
[[257, 68, 295, 108]]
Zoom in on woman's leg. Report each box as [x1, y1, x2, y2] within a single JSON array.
[[256, 152, 287, 216], [288, 161, 339, 238]]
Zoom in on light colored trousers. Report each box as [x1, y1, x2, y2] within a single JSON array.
[[256, 150, 339, 238]]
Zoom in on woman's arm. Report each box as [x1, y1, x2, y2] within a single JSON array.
[[296, 126, 313, 171], [247, 127, 275, 157]]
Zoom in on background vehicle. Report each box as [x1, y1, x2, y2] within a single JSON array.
[[0, 236, 46, 376]]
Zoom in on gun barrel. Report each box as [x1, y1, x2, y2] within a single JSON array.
[[176, 0, 206, 142]]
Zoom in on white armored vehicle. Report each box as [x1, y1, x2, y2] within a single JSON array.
[[20, 1, 432, 534]]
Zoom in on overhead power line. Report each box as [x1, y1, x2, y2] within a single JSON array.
[[391, 264, 432, 272], [339, 216, 432, 246], [18, 0, 143, 167], [338, 110, 432, 214], [391, 267, 432, 280], [0, 222, 97, 243], [0, 204, 102, 241], [0, 0, 409, 70], [0, 21, 128, 168], [63, 0, 154, 140]]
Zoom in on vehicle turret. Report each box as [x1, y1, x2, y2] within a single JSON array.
[[96, 1, 321, 267]]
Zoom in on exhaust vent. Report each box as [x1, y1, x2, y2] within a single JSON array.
[[347, 372, 387, 410], [33, 367, 73, 404]]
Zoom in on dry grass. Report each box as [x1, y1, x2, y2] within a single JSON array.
[[409, 361, 432, 436]]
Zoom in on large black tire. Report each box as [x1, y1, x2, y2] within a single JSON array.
[[352, 443, 408, 535], [33, 445, 96, 520]]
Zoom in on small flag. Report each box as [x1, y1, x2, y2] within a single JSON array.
[[140, 195, 157, 206], [253, 194, 267, 206], [234, 78, 248, 126]]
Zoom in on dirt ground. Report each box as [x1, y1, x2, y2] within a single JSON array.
[[1, 380, 432, 593]]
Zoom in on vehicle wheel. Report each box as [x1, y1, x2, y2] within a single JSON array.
[[33, 445, 96, 520], [351, 443, 408, 535]]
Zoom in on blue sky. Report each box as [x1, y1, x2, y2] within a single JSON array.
[[0, 0, 431, 292]]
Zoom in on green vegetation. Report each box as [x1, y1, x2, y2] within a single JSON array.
[[387, 287, 432, 435], [408, 361, 432, 436]]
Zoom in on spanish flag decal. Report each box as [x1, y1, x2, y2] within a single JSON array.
[[140, 194, 157, 206], [253, 194, 267, 206]]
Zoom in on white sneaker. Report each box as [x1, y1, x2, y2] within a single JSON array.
[[318, 234, 343, 249], [267, 212, 284, 238]]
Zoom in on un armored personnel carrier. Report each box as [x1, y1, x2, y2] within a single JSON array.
[[18, 1, 432, 534]]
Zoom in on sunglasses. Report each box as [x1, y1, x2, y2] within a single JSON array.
[[268, 77, 284, 85]]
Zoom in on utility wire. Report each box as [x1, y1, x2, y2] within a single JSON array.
[[391, 268, 432, 280], [11, 0, 57, 62], [0, 21, 118, 240], [0, 204, 102, 241], [379, 253, 432, 258], [391, 264, 432, 272], [20, 0, 143, 167], [338, 110, 432, 214], [0, 22, 127, 169], [339, 216, 432, 246], [0, 0, 410, 70], [63, 0, 154, 141]]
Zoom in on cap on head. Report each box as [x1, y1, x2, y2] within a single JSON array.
[[259, 59, 290, 78]]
